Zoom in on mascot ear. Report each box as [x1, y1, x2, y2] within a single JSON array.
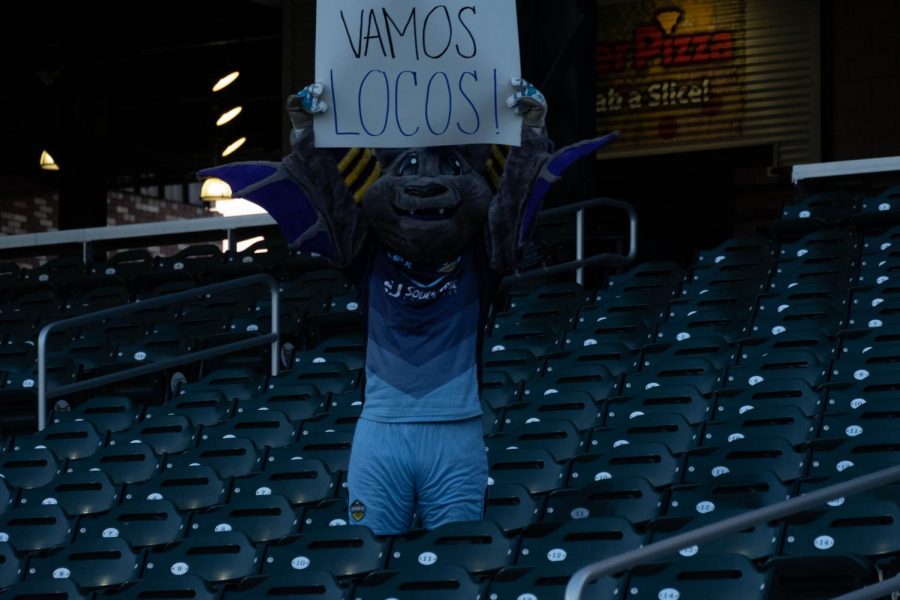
[[374, 148, 404, 170]]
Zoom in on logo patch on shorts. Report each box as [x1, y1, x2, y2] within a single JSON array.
[[350, 500, 366, 522]]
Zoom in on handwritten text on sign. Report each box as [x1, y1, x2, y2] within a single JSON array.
[[314, 0, 522, 148]]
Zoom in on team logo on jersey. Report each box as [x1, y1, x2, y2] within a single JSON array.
[[350, 500, 366, 522]]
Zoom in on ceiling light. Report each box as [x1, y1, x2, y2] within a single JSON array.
[[39, 150, 59, 171], [222, 137, 247, 157], [212, 71, 240, 92], [200, 177, 233, 201], [216, 106, 243, 126]]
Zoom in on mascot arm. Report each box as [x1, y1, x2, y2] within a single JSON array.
[[198, 86, 366, 268]]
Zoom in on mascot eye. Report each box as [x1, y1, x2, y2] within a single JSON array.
[[398, 154, 419, 176], [439, 154, 463, 176]]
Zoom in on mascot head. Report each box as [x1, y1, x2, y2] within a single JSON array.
[[362, 145, 494, 264]]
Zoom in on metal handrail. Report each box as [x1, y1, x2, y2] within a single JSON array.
[[565, 463, 900, 599], [503, 197, 638, 285], [37, 274, 280, 430]]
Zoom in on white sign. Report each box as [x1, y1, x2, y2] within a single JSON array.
[[314, 0, 522, 147]]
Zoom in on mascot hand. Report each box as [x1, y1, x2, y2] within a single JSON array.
[[286, 82, 328, 138], [506, 78, 547, 131]]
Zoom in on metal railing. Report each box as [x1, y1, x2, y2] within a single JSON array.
[[502, 197, 638, 285], [37, 274, 280, 430], [565, 463, 900, 600]]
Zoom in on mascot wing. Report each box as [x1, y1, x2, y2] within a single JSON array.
[[198, 133, 367, 268], [518, 131, 621, 247], [487, 129, 620, 273]]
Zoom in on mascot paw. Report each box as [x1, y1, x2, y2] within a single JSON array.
[[506, 77, 547, 130], [286, 82, 328, 132]]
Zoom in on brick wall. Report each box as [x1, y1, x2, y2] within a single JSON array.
[[0, 194, 59, 236], [1, 191, 212, 265]]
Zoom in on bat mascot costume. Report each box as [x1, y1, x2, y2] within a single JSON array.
[[200, 78, 618, 535]]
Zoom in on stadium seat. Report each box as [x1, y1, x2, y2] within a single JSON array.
[[354, 566, 484, 599], [738, 329, 835, 366], [269, 363, 358, 397], [781, 500, 900, 559], [543, 476, 661, 525], [0, 478, 13, 516], [238, 383, 324, 423], [641, 335, 735, 372], [148, 531, 260, 583], [27, 537, 141, 590], [750, 301, 845, 339], [2, 579, 87, 600], [603, 262, 683, 300], [108, 414, 197, 455], [0, 448, 62, 490], [682, 437, 807, 484], [179, 368, 267, 404], [106, 575, 218, 600], [820, 399, 900, 440], [624, 357, 723, 396], [807, 430, 900, 479], [655, 306, 751, 344], [484, 483, 542, 534], [19, 470, 119, 517], [300, 406, 361, 435], [562, 315, 655, 351], [77, 499, 185, 548], [0, 504, 71, 554], [713, 378, 824, 421], [481, 348, 542, 384], [485, 420, 585, 462], [167, 436, 262, 478], [506, 281, 592, 314], [263, 525, 384, 579], [12, 420, 104, 462], [590, 413, 699, 455], [124, 465, 227, 511], [568, 442, 679, 489], [90, 249, 155, 280], [388, 520, 513, 575], [268, 432, 354, 474], [201, 408, 296, 449], [232, 457, 335, 507], [516, 517, 646, 567], [66, 442, 160, 485], [696, 236, 773, 267], [480, 371, 521, 410], [50, 395, 140, 433], [651, 510, 782, 561], [547, 342, 640, 376], [522, 362, 619, 403], [501, 391, 601, 432], [488, 564, 624, 600], [488, 448, 567, 495], [301, 498, 350, 530], [144, 389, 232, 427], [190, 494, 299, 543], [605, 384, 711, 426], [623, 554, 770, 600], [220, 572, 344, 600], [484, 324, 563, 358], [665, 471, 790, 518], [679, 270, 768, 300], [701, 406, 817, 447]]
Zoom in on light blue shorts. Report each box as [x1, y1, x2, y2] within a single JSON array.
[[346, 416, 488, 535]]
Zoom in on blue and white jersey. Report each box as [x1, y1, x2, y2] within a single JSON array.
[[358, 244, 493, 422]]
